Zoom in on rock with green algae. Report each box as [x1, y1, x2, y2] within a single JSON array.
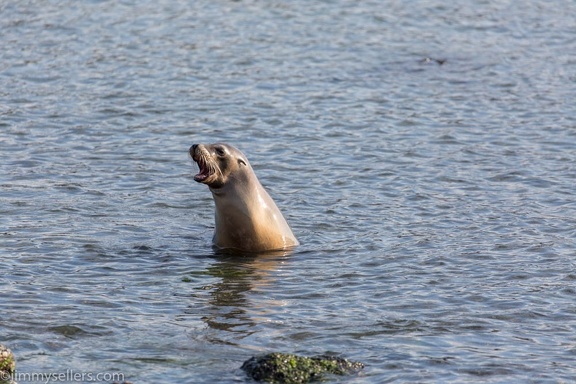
[[0, 345, 15, 383], [241, 352, 364, 383]]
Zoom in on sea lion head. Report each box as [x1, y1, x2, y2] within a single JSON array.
[[190, 143, 249, 189]]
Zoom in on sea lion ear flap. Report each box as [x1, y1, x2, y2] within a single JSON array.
[[238, 158, 247, 167]]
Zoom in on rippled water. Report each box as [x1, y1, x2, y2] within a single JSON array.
[[2, 0, 576, 382]]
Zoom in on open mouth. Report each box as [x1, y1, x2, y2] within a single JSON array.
[[193, 157, 207, 182], [193, 154, 212, 183], [191, 145, 214, 184]]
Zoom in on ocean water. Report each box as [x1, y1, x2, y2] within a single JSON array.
[[1, 0, 576, 382]]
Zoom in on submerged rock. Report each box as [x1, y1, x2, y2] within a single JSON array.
[[241, 352, 364, 383], [0, 345, 15, 383]]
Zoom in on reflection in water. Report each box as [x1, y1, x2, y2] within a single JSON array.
[[183, 250, 292, 341]]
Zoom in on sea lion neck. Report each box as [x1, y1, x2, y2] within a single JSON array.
[[209, 172, 260, 200]]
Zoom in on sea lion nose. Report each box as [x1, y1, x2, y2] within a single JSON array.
[[190, 144, 198, 156]]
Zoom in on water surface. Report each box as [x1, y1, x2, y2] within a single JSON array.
[[2, 0, 576, 382]]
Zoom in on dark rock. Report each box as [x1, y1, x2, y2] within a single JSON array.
[[241, 352, 364, 383]]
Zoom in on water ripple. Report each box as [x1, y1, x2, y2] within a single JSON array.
[[2, 0, 576, 382]]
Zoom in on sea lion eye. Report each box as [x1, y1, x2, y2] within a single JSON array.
[[215, 147, 226, 156]]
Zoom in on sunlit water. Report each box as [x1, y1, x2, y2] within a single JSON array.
[[2, 0, 576, 382]]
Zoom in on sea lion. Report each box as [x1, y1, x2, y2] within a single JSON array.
[[190, 143, 299, 252]]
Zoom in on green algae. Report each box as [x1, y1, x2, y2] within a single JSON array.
[[241, 352, 364, 383], [0, 345, 15, 383]]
